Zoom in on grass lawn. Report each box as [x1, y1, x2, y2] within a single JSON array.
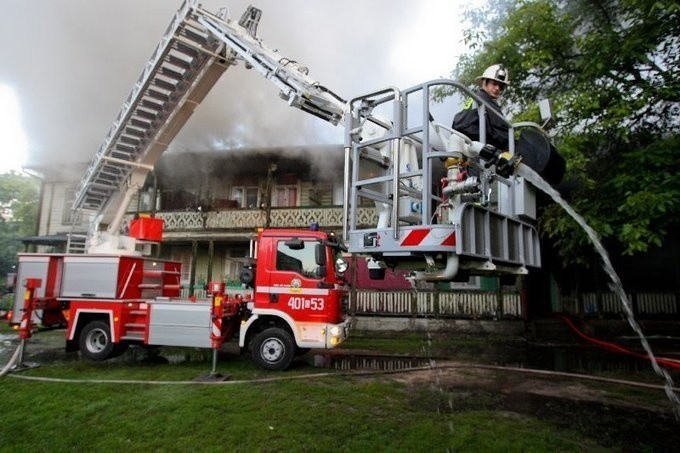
[[0, 363, 609, 452], [0, 323, 676, 451]]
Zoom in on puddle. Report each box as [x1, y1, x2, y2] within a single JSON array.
[[522, 344, 652, 374], [3, 325, 676, 379], [313, 353, 431, 371], [310, 343, 669, 376]]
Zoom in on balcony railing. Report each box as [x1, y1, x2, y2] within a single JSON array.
[[152, 206, 378, 232]]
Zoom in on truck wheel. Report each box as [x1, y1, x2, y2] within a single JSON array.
[[251, 327, 295, 371], [79, 320, 115, 361]]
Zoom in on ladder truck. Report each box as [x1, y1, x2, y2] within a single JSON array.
[[11, 1, 563, 370]]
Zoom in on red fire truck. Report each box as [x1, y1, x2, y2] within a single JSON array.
[[13, 223, 350, 371], [10, 1, 562, 371]]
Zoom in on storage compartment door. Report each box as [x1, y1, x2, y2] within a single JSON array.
[[147, 302, 211, 348]]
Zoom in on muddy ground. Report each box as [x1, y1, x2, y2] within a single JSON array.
[[390, 363, 680, 450], [2, 326, 680, 450]]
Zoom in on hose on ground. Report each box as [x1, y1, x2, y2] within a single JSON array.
[[4, 361, 679, 393], [0, 344, 22, 378], [559, 315, 680, 370]]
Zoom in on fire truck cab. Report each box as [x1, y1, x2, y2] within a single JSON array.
[[12, 227, 350, 371], [239, 228, 350, 369]]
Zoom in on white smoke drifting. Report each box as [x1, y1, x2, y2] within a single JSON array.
[[0, 0, 474, 174]]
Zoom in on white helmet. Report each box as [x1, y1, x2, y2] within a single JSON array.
[[477, 64, 510, 86]]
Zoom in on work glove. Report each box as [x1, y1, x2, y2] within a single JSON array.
[[479, 144, 501, 165], [478, 144, 521, 178], [495, 152, 521, 178]]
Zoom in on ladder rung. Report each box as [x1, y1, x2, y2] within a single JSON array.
[[181, 27, 208, 45], [143, 270, 181, 277], [88, 181, 119, 190], [167, 54, 192, 71], [129, 118, 152, 129], [141, 99, 164, 110], [109, 153, 133, 162], [147, 89, 170, 103], [125, 127, 147, 138], [135, 109, 158, 121], [174, 41, 199, 58], [121, 333, 144, 341], [114, 144, 136, 153], [99, 166, 125, 176], [120, 135, 141, 145], [138, 284, 161, 289], [151, 78, 177, 92], [161, 67, 184, 81], [86, 185, 113, 194]]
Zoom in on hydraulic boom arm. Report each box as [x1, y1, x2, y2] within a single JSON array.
[[71, 1, 345, 253], [69, 1, 559, 285]]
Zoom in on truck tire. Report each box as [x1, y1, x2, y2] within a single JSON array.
[[251, 327, 295, 371], [79, 320, 115, 361]]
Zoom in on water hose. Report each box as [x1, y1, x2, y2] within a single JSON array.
[[0, 343, 23, 377], [3, 361, 678, 394], [559, 315, 680, 371]]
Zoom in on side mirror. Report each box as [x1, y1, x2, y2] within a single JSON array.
[[538, 99, 552, 126], [315, 243, 327, 266]]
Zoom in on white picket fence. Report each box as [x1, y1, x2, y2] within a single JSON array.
[[177, 286, 677, 319], [562, 292, 678, 316]]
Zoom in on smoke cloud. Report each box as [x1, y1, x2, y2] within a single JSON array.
[[0, 0, 472, 174]]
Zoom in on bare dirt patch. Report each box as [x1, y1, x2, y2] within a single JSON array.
[[381, 361, 680, 451]]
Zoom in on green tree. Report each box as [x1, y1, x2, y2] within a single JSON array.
[[0, 171, 40, 278], [446, 0, 680, 266]]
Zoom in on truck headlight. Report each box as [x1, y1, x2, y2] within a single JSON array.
[[329, 326, 341, 337]]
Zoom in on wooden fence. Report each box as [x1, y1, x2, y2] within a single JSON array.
[[559, 292, 679, 317], [352, 290, 523, 319], [178, 286, 678, 320]]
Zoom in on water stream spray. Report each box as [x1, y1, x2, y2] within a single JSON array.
[[516, 164, 680, 418]]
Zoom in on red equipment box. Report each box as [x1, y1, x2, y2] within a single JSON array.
[[129, 217, 164, 241]]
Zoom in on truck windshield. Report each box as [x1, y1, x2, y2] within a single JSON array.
[[276, 240, 325, 279]]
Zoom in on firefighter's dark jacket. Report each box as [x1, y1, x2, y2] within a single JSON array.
[[452, 89, 509, 150]]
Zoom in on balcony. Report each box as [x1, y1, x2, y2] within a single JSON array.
[[149, 206, 377, 238]]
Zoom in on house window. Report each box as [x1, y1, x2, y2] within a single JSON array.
[[273, 186, 297, 207], [223, 248, 247, 285], [333, 183, 343, 206], [171, 249, 193, 283], [61, 188, 82, 225], [231, 186, 259, 208], [138, 189, 156, 212]]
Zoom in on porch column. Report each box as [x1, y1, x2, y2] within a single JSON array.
[[496, 277, 504, 319], [206, 240, 214, 284], [189, 240, 198, 297]]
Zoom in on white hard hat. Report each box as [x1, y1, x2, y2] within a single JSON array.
[[477, 64, 510, 86]]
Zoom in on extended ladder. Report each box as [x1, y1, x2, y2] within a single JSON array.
[[69, 1, 346, 253], [70, 2, 233, 252]]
